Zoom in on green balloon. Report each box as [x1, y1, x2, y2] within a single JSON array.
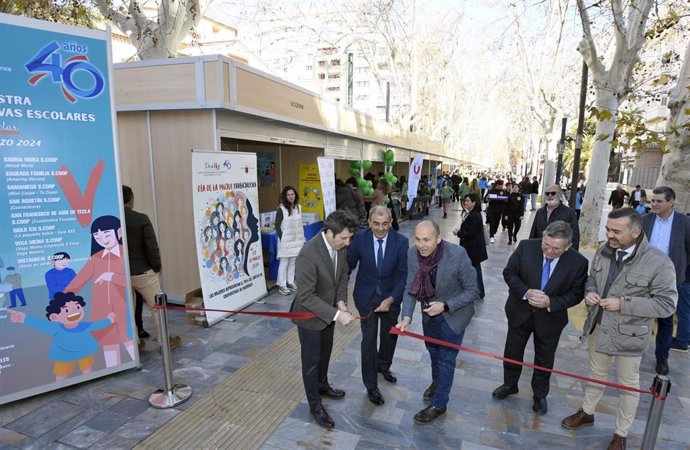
[[363, 160, 372, 170], [385, 159, 394, 167], [366, 180, 373, 188], [390, 175, 398, 184], [351, 160, 361, 169], [385, 172, 394, 182], [385, 149, 394, 160], [365, 187, 374, 196]]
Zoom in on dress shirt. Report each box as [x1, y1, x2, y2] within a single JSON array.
[[649, 212, 674, 256], [373, 233, 389, 266], [322, 232, 341, 321]]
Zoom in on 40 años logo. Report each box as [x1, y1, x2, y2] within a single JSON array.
[[25, 41, 105, 103]]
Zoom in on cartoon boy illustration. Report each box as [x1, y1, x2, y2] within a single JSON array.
[[45, 252, 77, 300], [9, 292, 114, 381]]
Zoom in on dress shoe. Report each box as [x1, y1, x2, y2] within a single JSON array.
[[138, 330, 150, 339], [367, 387, 385, 405], [607, 433, 627, 450], [378, 368, 397, 383], [671, 339, 689, 352], [318, 385, 346, 399], [561, 408, 594, 430], [157, 336, 182, 353], [310, 405, 334, 429], [138, 340, 145, 351], [532, 396, 548, 415], [414, 405, 446, 424], [656, 357, 669, 375], [491, 384, 519, 400], [423, 382, 436, 401]]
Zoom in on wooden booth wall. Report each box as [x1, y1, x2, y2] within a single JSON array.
[[117, 109, 215, 298], [280, 146, 324, 196]]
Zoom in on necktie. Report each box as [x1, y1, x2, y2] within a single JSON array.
[[540, 258, 552, 290], [376, 239, 384, 274], [331, 249, 337, 277]]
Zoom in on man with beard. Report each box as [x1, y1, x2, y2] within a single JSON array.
[[529, 184, 580, 251], [561, 208, 676, 450]]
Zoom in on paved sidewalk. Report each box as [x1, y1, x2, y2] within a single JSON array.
[[1, 202, 689, 449]]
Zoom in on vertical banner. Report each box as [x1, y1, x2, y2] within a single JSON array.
[[298, 164, 323, 221], [407, 155, 424, 204], [0, 14, 135, 405], [317, 157, 336, 218], [191, 151, 266, 326]]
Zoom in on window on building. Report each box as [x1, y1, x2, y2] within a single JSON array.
[[317, 73, 325, 79], [327, 86, 340, 91], [328, 73, 340, 79], [331, 59, 341, 66], [306, 65, 313, 71]]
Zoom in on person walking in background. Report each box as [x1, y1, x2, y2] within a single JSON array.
[[608, 185, 629, 210], [520, 176, 532, 211], [484, 179, 508, 244], [345, 177, 367, 229], [479, 176, 489, 200], [493, 221, 587, 416], [641, 186, 690, 373], [561, 208, 676, 450], [439, 180, 454, 219], [396, 220, 479, 423], [456, 193, 487, 299], [335, 178, 357, 217], [290, 210, 358, 429], [275, 185, 306, 295], [505, 184, 524, 245], [574, 187, 583, 219], [530, 176, 539, 211], [529, 184, 580, 251], [469, 177, 481, 197], [347, 206, 408, 406], [628, 185, 646, 209]]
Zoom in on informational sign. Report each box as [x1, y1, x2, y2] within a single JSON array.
[[298, 164, 323, 220], [191, 151, 266, 326], [317, 157, 335, 218], [0, 14, 135, 405], [407, 155, 424, 204]]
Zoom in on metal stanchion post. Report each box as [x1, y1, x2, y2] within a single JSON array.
[[148, 292, 192, 409], [641, 375, 671, 450]]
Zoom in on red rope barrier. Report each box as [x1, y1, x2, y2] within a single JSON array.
[[390, 327, 655, 397]]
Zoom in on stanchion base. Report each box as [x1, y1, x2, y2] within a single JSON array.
[[148, 384, 192, 409]]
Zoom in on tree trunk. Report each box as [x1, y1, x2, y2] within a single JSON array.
[[656, 41, 690, 212], [579, 91, 619, 249]]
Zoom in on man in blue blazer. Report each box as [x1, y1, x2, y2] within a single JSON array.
[[643, 186, 690, 375], [347, 206, 408, 406], [493, 221, 588, 416]]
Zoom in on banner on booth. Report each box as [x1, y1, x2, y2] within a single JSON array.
[[191, 151, 266, 326], [317, 157, 336, 218], [0, 14, 135, 405], [407, 155, 424, 204], [298, 164, 323, 221]]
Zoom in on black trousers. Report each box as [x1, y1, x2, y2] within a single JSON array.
[[360, 297, 400, 389], [506, 215, 522, 239], [473, 263, 485, 298], [298, 323, 335, 411], [502, 313, 562, 398], [134, 290, 144, 333], [486, 211, 502, 237]]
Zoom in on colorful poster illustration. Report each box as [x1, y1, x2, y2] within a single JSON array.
[[317, 157, 335, 218], [191, 151, 266, 326], [0, 14, 135, 405], [298, 164, 323, 221]]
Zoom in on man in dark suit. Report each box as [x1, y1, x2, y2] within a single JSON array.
[[628, 185, 646, 208], [493, 221, 588, 415], [643, 186, 690, 375], [396, 220, 479, 424], [347, 206, 408, 406], [529, 184, 580, 250], [290, 210, 359, 429]]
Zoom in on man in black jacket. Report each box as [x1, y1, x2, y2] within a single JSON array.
[[494, 221, 588, 416], [529, 184, 580, 251], [122, 185, 181, 351]]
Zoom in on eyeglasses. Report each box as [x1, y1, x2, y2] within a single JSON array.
[[545, 192, 558, 196]]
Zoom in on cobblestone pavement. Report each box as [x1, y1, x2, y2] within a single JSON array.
[[1, 201, 689, 449]]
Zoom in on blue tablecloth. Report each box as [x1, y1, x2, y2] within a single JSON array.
[[262, 221, 323, 280]]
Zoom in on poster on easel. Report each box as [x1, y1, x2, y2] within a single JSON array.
[[0, 14, 136, 406], [191, 150, 266, 326], [298, 164, 323, 221]]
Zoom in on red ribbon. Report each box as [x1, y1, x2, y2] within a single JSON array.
[[390, 327, 656, 397]]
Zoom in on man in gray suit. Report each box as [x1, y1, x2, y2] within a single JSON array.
[[396, 219, 479, 423], [643, 186, 690, 375], [290, 210, 359, 429]]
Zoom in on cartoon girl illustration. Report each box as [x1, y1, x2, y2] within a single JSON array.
[[217, 221, 228, 238], [234, 240, 244, 260], [202, 226, 213, 243], [215, 201, 225, 218], [218, 256, 229, 276], [65, 215, 132, 368]]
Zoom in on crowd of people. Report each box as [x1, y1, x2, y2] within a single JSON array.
[[265, 169, 688, 450]]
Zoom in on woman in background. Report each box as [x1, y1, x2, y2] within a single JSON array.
[[275, 186, 306, 295], [456, 193, 487, 299]]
